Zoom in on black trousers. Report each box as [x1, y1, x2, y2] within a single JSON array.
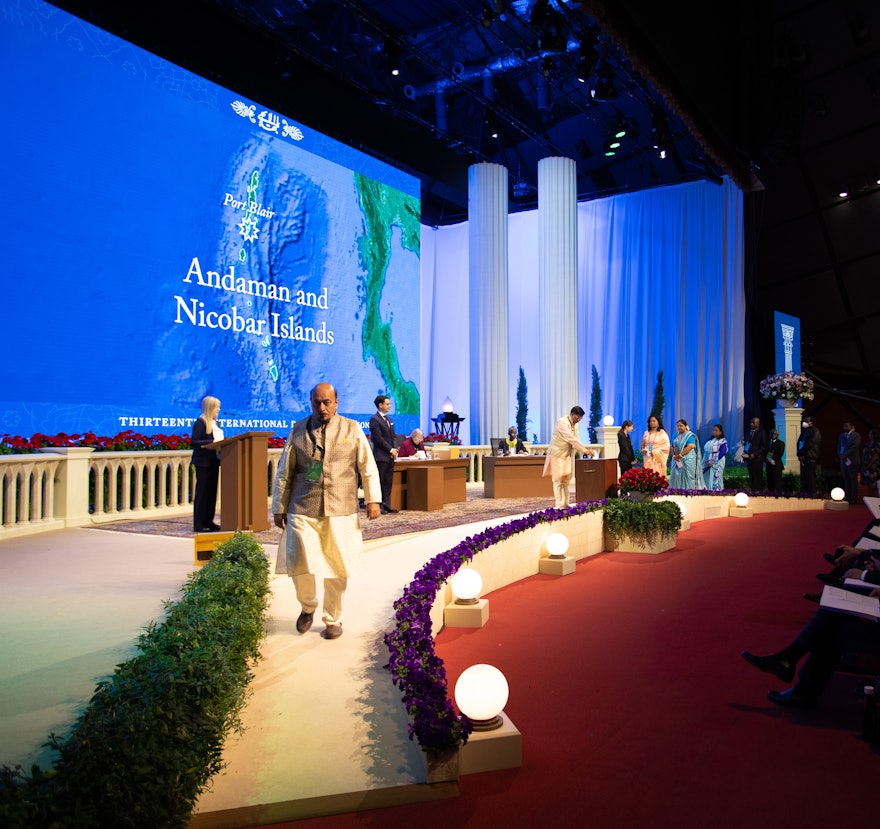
[[792, 610, 880, 698], [765, 460, 783, 491], [800, 460, 818, 493], [376, 459, 394, 508], [193, 464, 219, 530], [747, 460, 764, 491]]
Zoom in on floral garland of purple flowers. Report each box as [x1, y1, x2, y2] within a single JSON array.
[[383, 498, 606, 755]]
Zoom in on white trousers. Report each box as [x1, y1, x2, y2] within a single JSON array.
[[282, 513, 362, 625], [552, 477, 572, 508]]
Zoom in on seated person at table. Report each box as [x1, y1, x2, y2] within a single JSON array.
[[501, 426, 529, 455], [398, 429, 427, 458]]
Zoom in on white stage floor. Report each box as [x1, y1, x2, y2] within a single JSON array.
[[0, 515, 522, 826]]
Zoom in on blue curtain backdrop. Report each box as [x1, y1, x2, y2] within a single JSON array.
[[421, 176, 745, 449]]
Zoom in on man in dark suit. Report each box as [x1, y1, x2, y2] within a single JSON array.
[[617, 420, 636, 475], [742, 416, 767, 491], [797, 415, 822, 494], [765, 428, 785, 491], [838, 422, 862, 504], [369, 395, 398, 514]]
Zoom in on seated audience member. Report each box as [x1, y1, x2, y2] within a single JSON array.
[[742, 596, 880, 709], [502, 425, 528, 455], [397, 429, 426, 458]]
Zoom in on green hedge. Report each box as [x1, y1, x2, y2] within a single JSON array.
[[0, 532, 270, 828]]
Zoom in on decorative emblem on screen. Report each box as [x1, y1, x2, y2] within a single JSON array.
[[231, 101, 304, 141]]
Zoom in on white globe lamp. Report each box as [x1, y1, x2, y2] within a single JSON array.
[[734, 492, 750, 508], [602, 415, 615, 426], [545, 532, 570, 559], [454, 664, 509, 731], [450, 568, 482, 605], [830, 487, 845, 502]]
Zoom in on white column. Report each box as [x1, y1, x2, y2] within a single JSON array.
[[468, 162, 509, 445], [538, 157, 578, 441], [776, 404, 803, 474]]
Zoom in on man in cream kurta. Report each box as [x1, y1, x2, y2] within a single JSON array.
[[542, 405, 590, 508], [272, 382, 381, 639]]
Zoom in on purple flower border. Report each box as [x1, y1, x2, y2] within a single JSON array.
[[383, 498, 606, 754], [383, 489, 828, 753]]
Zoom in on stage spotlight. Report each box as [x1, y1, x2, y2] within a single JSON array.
[[385, 41, 401, 76], [591, 64, 617, 100]]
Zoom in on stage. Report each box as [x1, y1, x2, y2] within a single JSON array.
[[0, 505, 532, 826]]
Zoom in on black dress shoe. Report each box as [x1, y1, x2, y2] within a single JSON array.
[[296, 611, 314, 634], [803, 592, 821, 603], [381, 506, 399, 514], [209, 522, 221, 531], [816, 573, 842, 585], [767, 687, 818, 709], [741, 651, 796, 684], [823, 553, 838, 565]]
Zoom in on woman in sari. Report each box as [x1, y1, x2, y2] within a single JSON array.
[[702, 423, 728, 490], [670, 419, 705, 490], [640, 415, 670, 478]]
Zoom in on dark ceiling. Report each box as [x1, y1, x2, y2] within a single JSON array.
[[50, 0, 880, 420]]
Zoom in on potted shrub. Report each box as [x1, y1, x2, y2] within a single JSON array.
[[603, 498, 682, 554]]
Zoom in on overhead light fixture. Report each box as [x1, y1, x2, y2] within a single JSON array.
[[385, 41, 401, 76], [541, 56, 553, 78], [591, 64, 617, 100]]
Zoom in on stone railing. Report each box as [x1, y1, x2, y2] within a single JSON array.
[[0, 442, 583, 541]]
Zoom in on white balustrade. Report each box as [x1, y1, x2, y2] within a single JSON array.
[[0, 444, 554, 541]]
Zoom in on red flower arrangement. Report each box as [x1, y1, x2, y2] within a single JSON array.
[[1, 430, 288, 454], [618, 467, 668, 495], [423, 432, 462, 446]]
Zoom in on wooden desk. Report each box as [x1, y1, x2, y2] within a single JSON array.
[[483, 455, 553, 498], [575, 458, 619, 501], [390, 458, 469, 510]]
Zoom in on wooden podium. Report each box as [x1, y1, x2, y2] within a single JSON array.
[[208, 431, 274, 532], [575, 458, 619, 501]]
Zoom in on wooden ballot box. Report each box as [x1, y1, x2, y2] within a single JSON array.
[[208, 431, 274, 532], [575, 458, 619, 501]]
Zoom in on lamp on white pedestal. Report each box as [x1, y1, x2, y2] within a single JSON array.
[[455, 664, 508, 731], [545, 532, 570, 559], [539, 531, 575, 575], [671, 498, 690, 531], [602, 415, 615, 426], [450, 568, 482, 605], [731, 491, 753, 518], [825, 486, 849, 510], [445, 568, 489, 627]]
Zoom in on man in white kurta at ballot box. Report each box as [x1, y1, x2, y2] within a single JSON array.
[[273, 382, 381, 640], [543, 405, 591, 508]]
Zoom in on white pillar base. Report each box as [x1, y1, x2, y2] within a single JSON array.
[[824, 500, 849, 511], [539, 555, 576, 575], [444, 598, 490, 628], [459, 711, 522, 775], [729, 505, 754, 518]]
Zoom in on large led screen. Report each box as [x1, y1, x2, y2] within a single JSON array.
[[1, 0, 421, 438]]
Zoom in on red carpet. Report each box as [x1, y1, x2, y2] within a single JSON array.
[[259, 507, 878, 829]]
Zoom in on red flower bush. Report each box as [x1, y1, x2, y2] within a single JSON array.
[[1, 430, 290, 455], [618, 467, 668, 495], [423, 432, 462, 446]]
